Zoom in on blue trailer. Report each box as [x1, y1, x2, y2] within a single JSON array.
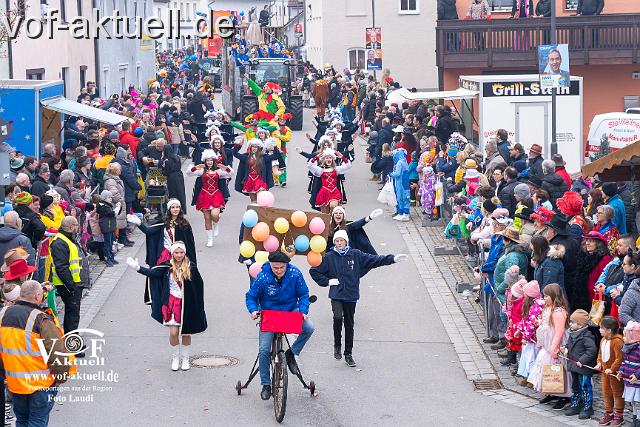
[[0, 80, 126, 157]]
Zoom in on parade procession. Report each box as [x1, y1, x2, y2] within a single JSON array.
[[0, 0, 638, 426]]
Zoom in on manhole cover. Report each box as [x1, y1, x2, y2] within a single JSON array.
[[473, 379, 502, 391], [190, 355, 239, 368]]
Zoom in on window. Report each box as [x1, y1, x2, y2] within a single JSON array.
[[60, 0, 67, 22], [76, 0, 82, 16], [102, 66, 109, 99], [80, 65, 87, 90], [26, 68, 44, 80], [61, 67, 69, 97], [399, 0, 419, 14], [489, 0, 512, 11], [565, 0, 578, 10], [347, 48, 365, 71], [119, 65, 127, 93]]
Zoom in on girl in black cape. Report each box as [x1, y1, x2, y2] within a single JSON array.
[[126, 199, 197, 267], [327, 206, 383, 255], [160, 144, 187, 213], [127, 241, 207, 371]]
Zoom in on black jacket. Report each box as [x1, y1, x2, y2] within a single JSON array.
[[542, 173, 569, 207], [566, 326, 597, 376], [535, 0, 551, 16], [328, 218, 377, 255], [550, 234, 579, 307], [309, 248, 395, 302], [14, 204, 46, 248], [498, 179, 519, 217], [435, 112, 456, 145], [577, 0, 604, 15], [50, 229, 85, 287], [437, 0, 458, 20], [0, 226, 35, 265], [30, 176, 53, 198], [115, 158, 142, 204], [527, 156, 544, 181], [96, 201, 116, 234]]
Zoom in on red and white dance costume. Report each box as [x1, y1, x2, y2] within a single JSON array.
[[190, 166, 233, 210], [243, 156, 268, 194], [307, 150, 352, 208]]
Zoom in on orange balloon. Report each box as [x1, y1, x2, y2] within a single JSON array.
[[307, 251, 322, 267], [251, 222, 270, 242], [291, 210, 308, 228]]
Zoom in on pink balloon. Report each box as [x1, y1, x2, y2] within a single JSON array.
[[249, 262, 264, 278], [263, 235, 280, 253], [309, 217, 326, 235], [257, 191, 275, 207]]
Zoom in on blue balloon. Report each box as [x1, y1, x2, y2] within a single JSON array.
[[243, 210, 259, 228], [294, 235, 310, 252]]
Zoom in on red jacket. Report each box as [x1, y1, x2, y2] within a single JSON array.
[[556, 166, 572, 189], [119, 131, 140, 159]]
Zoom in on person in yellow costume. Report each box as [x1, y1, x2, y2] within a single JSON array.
[[245, 76, 286, 121], [271, 113, 292, 187]]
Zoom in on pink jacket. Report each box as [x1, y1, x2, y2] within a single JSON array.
[[515, 297, 544, 343]]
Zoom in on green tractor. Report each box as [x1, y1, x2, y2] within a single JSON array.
[[241, 58, 304, 131]]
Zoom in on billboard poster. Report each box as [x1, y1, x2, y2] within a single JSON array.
[[538, 44, 571, 88], [365, 28, 382, 70]]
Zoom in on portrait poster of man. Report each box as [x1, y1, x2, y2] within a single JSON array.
[[366, 27, 382, 49], [366, 49, 382, 70], [538, 44, 571, 88]]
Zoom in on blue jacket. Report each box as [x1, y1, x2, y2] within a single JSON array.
[[389, 149, 409, 193], [408, 160, 419, 181], [607, 194, 627, 234], [436, 155, 458, 180], [309, 248, 395, 302], [246, 263, 310, 314], [497, 139, 511, 165]]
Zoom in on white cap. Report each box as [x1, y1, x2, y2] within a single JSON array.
[[320, 149, 336, 160], [169, 241, 186, 254], [201, 149, 218, 161], [392, 125, 404, 133], [333, 230, 349, 244], [167, 198, 181, 210], [248, 138, 264, 149]]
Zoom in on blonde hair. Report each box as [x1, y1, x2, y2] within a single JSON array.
[[107, 162, 121, 175], [170, 253, 191, 283]]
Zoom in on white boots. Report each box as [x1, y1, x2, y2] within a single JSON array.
[[206, 229, 213, 247], [213, 221, 219, 237], [171, 346, 180, 371], [171, 345, 190, 371]]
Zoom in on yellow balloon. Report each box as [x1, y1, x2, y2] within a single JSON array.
[[239, 240, 256, 258], [255, 250, 269, 263], [274, 217, 290, 234], [309, 235, 327, 253], [291, 210, 308, 228]]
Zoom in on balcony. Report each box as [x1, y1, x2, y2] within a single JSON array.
[[436, 14, 640, 69]]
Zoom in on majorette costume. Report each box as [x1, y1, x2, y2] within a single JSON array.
[[233, 138, 282, 195], [307, 149, 352, 208], [247, 78, 286, 121], [190, 150, 234, 211]]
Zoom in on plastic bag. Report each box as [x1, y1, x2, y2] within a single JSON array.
[[377, 180, 396, 207], [445, 213, 462, 239], [434, 179, 444, 207], [589, 290, 605, 325]]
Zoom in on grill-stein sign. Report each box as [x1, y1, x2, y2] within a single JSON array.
[[484, 81, 579, 97]]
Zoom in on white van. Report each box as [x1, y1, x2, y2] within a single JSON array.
[[586, 112, 640, 158]]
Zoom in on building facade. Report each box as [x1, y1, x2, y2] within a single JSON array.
[[304, 0, 438, 90]]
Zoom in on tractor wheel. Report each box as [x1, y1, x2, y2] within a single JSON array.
[[241, 96, 259, 120], [288, 96, 304, 131]]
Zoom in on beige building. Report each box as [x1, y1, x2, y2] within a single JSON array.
[[304, 0, 437, 89], [9, 0, 95, 100]]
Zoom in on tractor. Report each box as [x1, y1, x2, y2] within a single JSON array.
[[241, 58, 304, 131]]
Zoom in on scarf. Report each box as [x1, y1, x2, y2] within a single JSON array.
[[332, 245, 351, 256]]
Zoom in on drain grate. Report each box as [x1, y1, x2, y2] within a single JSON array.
[[190, 355, 239, 368], [473, 379, 503, 391], [434, 246, 459, 256]]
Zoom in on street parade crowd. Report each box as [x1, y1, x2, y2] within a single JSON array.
[[0, 25, 638, 426]]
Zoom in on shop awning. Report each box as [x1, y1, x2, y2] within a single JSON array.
[[385, 87, 478, 106], [581, 139, 640, 181], [41, 97, 126, 125]]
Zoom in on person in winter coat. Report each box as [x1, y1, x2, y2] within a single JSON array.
[[96, 190, 117, 266], [327, 206, 382, 255], [390, 148, 410, 221], [546, 214, 579, 308], [310, 230, 408, 367], [466, 0, 491, 19], [114, 147, 143, 219], [30, 164, 54, 198], [596, 236, 636, 315], [484, 141, 508, 180], [602, 182, 627, 235], [541, 160, 569, 207], [494, 228, 530, 306], [245, 252, 313, 400], [536, 0, 551, 16], [618, 254, 640, 327], [531, 235, 565, 292], [616, 182, 636, 236], [594, 205, 621, 257], [312, 74, 329, 118], [577, 0, 604, 15], [0, 211, 35, 265], [437, 0, 458, 20], [595, 316, 625, 426], [498, 167, 520, 217], [127, 241, 207, 371], [160, 143, 187, 214], [527, 144, 544, 181], [434, 106, 456, 145], [573, 231, 612, 312], [562, 309, 597, 419], [13, 192, 46, 248], [102, 163, 129, 247], [512, 0, 534, 17]]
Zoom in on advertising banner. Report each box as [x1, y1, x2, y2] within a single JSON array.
[[365, 28, 382, 70], [538, 44, 570, 88]]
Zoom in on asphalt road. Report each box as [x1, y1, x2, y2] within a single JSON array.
[[52, 106, 561, 426]]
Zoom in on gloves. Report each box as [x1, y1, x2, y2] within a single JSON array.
[[243, 259, 253, 266], [394, 254, 409, 263], [295, 147, 302, 153], [367, 209, 383, 222], [126, 257, 140, 271], [328, 278, 339, 286], [127, 214, 141, 226]]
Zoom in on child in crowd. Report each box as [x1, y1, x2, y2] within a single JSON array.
[[528, 283, 573, 408], [501, 278, 526, 366], [620, 321, 640, 425], [378, 143, 394, 184], [562, 309, 597, 419], [515, 280, 545, 386], [408, 151, 419, 206], [389, 148, 410, 221], [417, 166, 436, 224], [96, 190, 118, 267], [595, 316, 624, 426], [612, 251, 640, 327]]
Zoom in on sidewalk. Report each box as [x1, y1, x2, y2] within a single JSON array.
[[394, 204, 603, 426]]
